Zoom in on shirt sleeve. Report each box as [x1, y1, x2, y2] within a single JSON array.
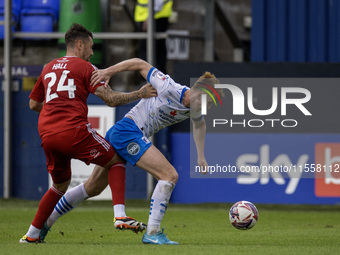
[[86, 63, 105, 94], [147, 67, 170, 93], [29, 76, 45, 102]]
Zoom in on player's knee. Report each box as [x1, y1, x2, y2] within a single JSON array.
[[173, 172, 179, 184], [168, 169, 179, 184], [85, 185, 103, 197], [89, 187, 103, 197], [53, 179, 70, 193], [84, 180, 106, 197]]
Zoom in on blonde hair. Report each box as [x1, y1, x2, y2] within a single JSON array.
[[192, 71, 224, 98]]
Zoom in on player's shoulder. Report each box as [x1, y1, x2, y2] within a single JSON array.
[[43, 57, 94, 79], [70, 57, 92, 66], [68, 58, 95, 73], [46, 56, 89, 67], [148, 67, 167, 82], [91, 63, 98, 71], [150, 68, 178, 86]]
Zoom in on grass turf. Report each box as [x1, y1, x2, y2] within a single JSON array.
[[0, 199, 339, 255]]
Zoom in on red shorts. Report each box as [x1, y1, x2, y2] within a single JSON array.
[[41, 123, 115, 184]]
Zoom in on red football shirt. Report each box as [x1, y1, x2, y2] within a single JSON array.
[[29, 56, 103, 138]]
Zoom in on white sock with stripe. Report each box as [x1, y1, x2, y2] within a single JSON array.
[[146, 180, 175, 235], [46, 183, 89, 228]]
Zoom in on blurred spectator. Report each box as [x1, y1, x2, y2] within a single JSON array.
[[135, 0, 173, 74]]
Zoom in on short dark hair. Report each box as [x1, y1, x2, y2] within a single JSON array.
[[65, 23, 93, 48]]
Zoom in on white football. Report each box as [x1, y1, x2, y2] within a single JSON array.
[[229, 201, 259, 230]]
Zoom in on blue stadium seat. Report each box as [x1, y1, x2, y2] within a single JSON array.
[[0, 0, 22, 39], [0, 15, 5, 39], [20, 0, 60, 39], [21, 0, 59, 18], [0, 0, 22, 15], [20, 12, 55, 33]]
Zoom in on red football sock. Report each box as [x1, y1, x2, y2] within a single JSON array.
[[31, 185, 65, 229], [108, 162, 126, 206]]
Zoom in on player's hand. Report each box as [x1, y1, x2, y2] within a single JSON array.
[[91, 69, 111, 88], [197, 157, 208, 175], [139, 83, 157, 99]]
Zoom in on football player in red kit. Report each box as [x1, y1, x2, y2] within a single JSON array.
[[19, 23, 156, 243]]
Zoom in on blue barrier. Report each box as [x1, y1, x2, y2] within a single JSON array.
[[0, 80, 48, 199], [171, 133, 340, 205]]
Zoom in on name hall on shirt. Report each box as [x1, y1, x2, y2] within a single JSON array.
[[52, 63, 68, 70]]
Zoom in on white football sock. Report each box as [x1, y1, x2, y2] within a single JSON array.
[[146, 180, 175, 235], [25, 225, 40, 239], [46, 183, 88, 228], [113, 204, 127, 218]]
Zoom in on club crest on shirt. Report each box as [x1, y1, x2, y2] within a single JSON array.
[[127, 142, 140, 155], [156, 71, 166, 81], [90, 149, 100, 158]]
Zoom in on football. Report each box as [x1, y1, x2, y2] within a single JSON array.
[[229, 201, 259, 230]]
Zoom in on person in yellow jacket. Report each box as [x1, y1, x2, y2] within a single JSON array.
[[135, 0, 173, 74]]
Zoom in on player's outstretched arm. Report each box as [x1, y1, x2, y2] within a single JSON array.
[[192, 117, 208, 174], [94, 83, 157, 107], [90, 58, 153, 87]]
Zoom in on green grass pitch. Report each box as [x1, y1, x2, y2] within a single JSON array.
[[1, 199, 339, 255]]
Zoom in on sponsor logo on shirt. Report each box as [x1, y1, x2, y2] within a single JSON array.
[[158, 109, 177, 124], [170, 111, 177, 116], [57, 58, 70, 62]]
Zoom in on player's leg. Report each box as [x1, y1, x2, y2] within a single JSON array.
[[20, 180, 70, 243], [104, 125, 128, 218], [20, 134, 72, 243], [135, 144, 179, 245], [100, 155, 146, 232], [109, 162, 129, 228], [40, 163, 110, 241], [136, 144, 178, 183], [111, 162, 126, 217], [104, 151, 136, 228], [105, 118, 177, 237], [39, 125, 115, 241], [104, 120, 147, 232], [106, 160, 147, 232]]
